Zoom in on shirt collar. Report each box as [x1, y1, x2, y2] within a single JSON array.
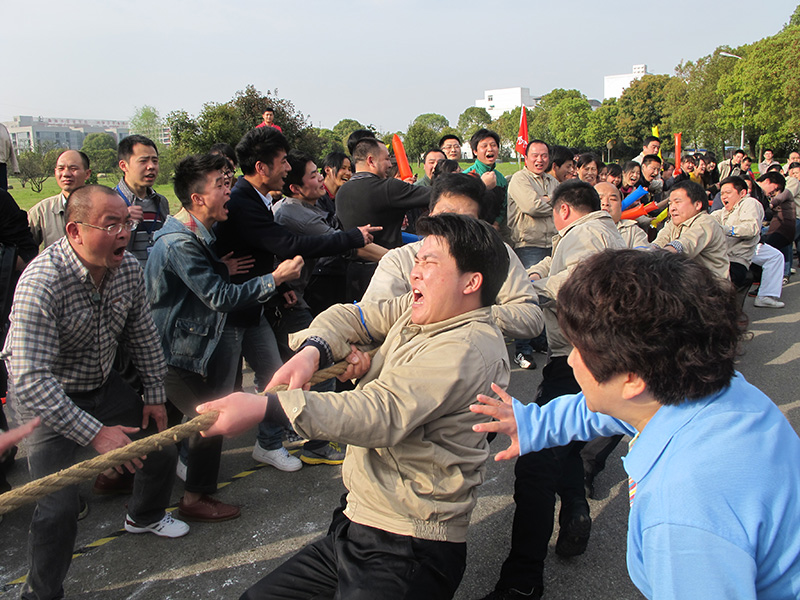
[[174, 208, 215, 245], [60, 236, 116, 289], [117, 177, 156, 203]]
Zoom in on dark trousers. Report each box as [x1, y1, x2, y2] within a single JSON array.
[[497, 356, 586, 593], [581, 435, 623, 476], [345, 262, 377, 303], [241, 509, 466, 600], [165, 366, 224, 495], [22, 370, 176, 600], [0, 163, 7, 190]]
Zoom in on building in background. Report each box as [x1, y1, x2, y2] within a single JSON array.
[[475, 88, 541, 121], [2, 116, 130, 153], [604, 64, 651, 100]]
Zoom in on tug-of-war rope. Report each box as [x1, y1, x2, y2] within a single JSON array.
[[0, 354, 367, 516]]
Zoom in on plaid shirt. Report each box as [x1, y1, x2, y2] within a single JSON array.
[[1, 237, 167, 446]]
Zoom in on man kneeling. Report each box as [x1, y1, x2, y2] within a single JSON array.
[[200, 214, 511, 599], [472, 249, 800, 599]]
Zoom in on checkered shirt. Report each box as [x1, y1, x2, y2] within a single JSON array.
[[1, 237, 167, 446]]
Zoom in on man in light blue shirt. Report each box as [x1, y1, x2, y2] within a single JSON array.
[[472, 249, 800, 600]]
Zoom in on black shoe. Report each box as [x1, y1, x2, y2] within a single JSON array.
[[477, 586, 543, 600], [584, 472, 596, 500], [555, 508, 592, 557], [514, 353, 537, 370]]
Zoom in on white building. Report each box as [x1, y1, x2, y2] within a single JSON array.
[[604, 64, 651, 100], [2, 115, 130, 153], [475, 87, 541, 121]]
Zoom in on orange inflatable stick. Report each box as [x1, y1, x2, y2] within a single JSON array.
[[674, 132, 682, 175], [392, 134, 413, 181], [621, 201, 659, 220]]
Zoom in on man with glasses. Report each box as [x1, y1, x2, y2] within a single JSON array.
[[439, 134, 463, 161], [2, 185, 188, 600], [28, 150, 93, 249]]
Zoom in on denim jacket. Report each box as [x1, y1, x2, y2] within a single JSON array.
[[144, 210, 278, 376]]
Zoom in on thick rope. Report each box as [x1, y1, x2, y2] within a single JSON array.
[[0, 350, 374, 516]]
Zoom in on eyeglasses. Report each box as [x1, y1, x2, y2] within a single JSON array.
[[76, 220, 139, 235], [222, 168, 234, 180]]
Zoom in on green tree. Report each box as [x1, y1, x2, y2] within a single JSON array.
[[412, 113, 449, 133], [294, 127, 344, 163], [164, 110, 200, 156], [457, 107, 491, 139], [332, 119, 367, 149], [194, 102, 246, 153], [616, 74, 673, 148], [492, 107, 531, 148], [231, 85, 308, 146], [585, 98, 620, 152], [528, 89, 585, 143], [402, 123, 439, 164], [549, 97, 592, 148], [81, 133, 118, 173], [129, 105, 162, 142], [18, 145, 59, 193]]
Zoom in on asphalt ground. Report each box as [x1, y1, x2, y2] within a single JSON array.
[[2, 281, 800, 599]]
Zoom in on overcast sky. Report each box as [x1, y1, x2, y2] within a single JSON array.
[[2, 0, 795, 134]]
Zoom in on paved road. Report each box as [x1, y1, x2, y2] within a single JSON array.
[[2, 283, 799, 599]]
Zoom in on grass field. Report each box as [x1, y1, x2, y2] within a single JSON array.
[[7, 159, 524, 214]]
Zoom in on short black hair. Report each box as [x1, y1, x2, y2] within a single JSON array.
[[669, 180, 708, 211], [416, 213, 509, 307], [282, 150, 314, 196], [439, 134, 462, 147], [764, 148, 774, 153], [622, 161, 641, 175], [118, 134, 157, 162], [757, 171, 786, 191], [66, 185, 119, 223], [642, 135, 661, 146], [173, 153, 228, 208], [558, 249, 744, 405], [352, 138, 385, 164], [549, 145, 575, 168], [209, 143, 237, 167], [767, 164, 783, 173], [322, 151, 349, 176], [469, 129, 500, 153], [732, 149, 746, 157], [682, 154, 697, 166], [607, 163, 622, 180], [430, 173, 486, 215], [552, 179, 601, 214], [720, 176, 748, 194], [423, 148, 446, 163], [432, 159, 461, 180], [525, 139, 550, 156], [59, 149, 91, 170], [788, 162, 800, 171], [236, 127, 291, 176], [642, 154, 662, 166], [347, 129, 377, 156], [576, 153, 601, 171]]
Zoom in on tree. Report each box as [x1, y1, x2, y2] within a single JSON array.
[[616, 74, 673, 148], [81, 133, 118, 173], [231, 85, 308, 146], [129, 105, 162, 142], [165, 110, 200, 155], [332, 119, 367, 149], [294, 127, 344, 163], [194, 102, 246, 153], [528, 89, 585, 143], [457, 107, 491, 139], [549, 97, 592, 148], [17, 145, 59, 193], [585, 98, 620, 152], [492, 107, 531, 148], [402, 124, 439, 164], [412, 113, 449, 133]]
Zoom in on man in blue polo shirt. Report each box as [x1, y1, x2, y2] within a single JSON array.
[[472, 249, 800, 600]]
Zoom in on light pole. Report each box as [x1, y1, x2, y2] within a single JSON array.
[[720, 52, 746, 150]]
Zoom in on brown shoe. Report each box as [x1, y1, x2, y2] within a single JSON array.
[[178, 495, 240, 523], [92, 471, 134, 495]]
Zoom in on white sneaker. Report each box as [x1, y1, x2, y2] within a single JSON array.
[[252, 444, 302, 472], [754, 296, 785, 308], [176, 458, 187, 482], [124, 512, 189, 538]]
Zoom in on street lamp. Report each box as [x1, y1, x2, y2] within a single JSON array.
[[720, 52, 745, 150]]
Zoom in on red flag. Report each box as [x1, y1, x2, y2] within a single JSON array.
[[515, 108, 529, 156]]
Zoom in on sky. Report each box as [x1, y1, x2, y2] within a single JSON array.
[[2, 0, 796, 135]]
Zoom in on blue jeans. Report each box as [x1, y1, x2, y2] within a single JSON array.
[[219, 315, 284, 451], [22, 371, 176, 600], [514, 246, 550, 356]]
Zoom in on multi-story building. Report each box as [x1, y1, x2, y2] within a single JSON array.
[[2, 115, 130, 153], [604, 64, 651, 100], [475, 87, 541, 121]]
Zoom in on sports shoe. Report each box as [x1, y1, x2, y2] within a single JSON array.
[[514, 353, 537, 370], [178, 495, 240, 523], [555, 508, 592, 557], [783, 277, 790, 286], [300, 442, 346, 465], [176, 458, 187, 482], [252, 444, 302, 471], [754, 296, 785, 308], [124, 512, 189, 538], [791, 268, 796, 275]]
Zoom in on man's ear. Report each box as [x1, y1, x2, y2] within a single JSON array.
[[65, 222, 82, 244], [463, 272, 483, 297], [621, 372, 647, 400], [118, 159, 128, 174], [190, 192, 205, 208]]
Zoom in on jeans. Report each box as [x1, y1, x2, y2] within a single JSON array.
[[496, 356, 586, 594], [241, 508, 466, 600], [513, 246, 550, 356], [22, 371, 176, 600], [219, 315, 284, 451]]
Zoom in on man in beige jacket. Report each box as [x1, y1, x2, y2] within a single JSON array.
[[596, 181, 649, 248], [651, 180, 729, 280], [199, 213, 511, 600], [484, 180, 625, 600]]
